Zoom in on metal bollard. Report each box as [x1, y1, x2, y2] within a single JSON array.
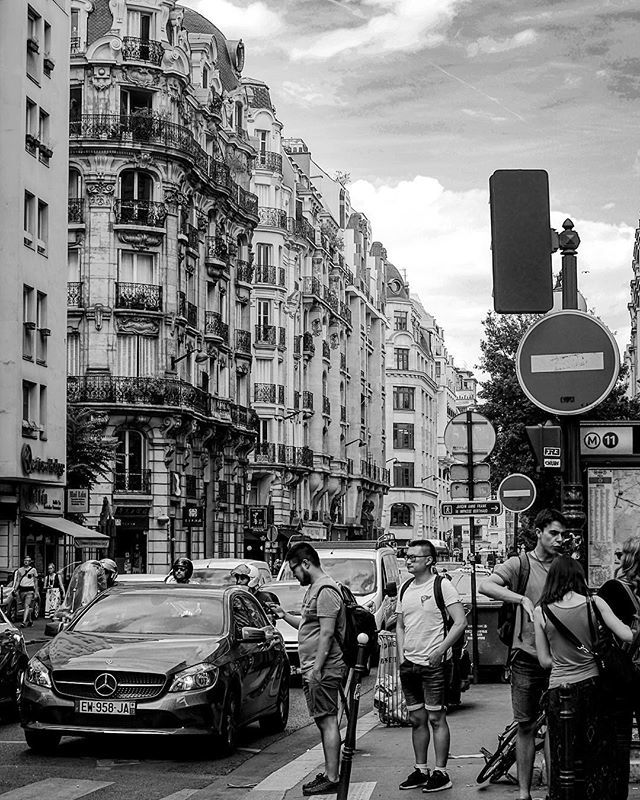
[[337, 633, 369, 800], [558, 684, 576, 800]]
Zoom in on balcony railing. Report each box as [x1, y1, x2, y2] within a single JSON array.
[[288, 216, 315, 242], [323, 395, 331, 415], [70, 37, 82, 54], [237, 186, 258, 217], [302, 390, 314, 411], [253, 442, 314, 468], [68, 375, 210, 416], [254, 383, 276, 403], [254, 442, 276, 463], [235, 329, 251, 353], [258, 207, 287, 229], [254, 265, 276, 285], [235, 260, 253, 283], [256, 151, 283, 172], [122, 37, 164, 66], [67, 282, 83, 307], [181, 221, 200, 249], [255, 324, 276, 345], [302, 275, 322, 298], [205, 311, 229, 342], [114, 469, 151, 494], [115, 282, 163, 312], [303, 331, 315, 355], [68, 198, 85, 224], [340, 302, 352, 324], [230, 402, 257, 430], [205, 235, 228, 262], [114, 199, 167, 227]]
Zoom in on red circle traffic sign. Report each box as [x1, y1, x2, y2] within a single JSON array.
[[516, 310, 619, 415], [498, 473, 536, 513]]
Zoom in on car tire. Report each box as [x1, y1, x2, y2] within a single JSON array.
[[24, 730, 61, 755], [259, 672, 290, 734], [217, 690, 239, 756]]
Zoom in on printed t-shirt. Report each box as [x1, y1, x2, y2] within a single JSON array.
[[298, 575, 346, 677], [395, 575, 461, 666]]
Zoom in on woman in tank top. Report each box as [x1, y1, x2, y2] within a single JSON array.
[[533, 556, 632, 800]]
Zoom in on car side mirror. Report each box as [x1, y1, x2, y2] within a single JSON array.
[[44, 621, 63, 637], [384, 581, 398, 598], [241, 626, 267, 643]]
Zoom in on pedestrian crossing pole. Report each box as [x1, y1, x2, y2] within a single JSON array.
[[466, 411, 480, 684], [337, 634, 369, 800]]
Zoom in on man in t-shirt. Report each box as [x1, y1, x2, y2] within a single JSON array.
[[13, 555, 39, 627], [271, 542, 346, 796], [480, 508, 567, 800], [396, 539, 466, 793]]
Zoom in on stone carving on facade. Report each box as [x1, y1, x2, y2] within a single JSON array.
[[108, 0, 126, 33], [163, 445, 175, 466], [162, 415, 182, 436], [163, 186, 189, 210], [91, 66, 114, 92], [182, 443, 192, 470], [122, 67, 160, 89], [236, 362, 248, 376], [311, 319, 322, 337], [168, 7, 184, 43], [86, 180, 115, 207], [330, 333, 339, 349], [87, 303, 109, 331], [115, 318, 160, 337], [283, 290, 301, 319], [197, 214, 207, 232], [116, 230, 164, 249]]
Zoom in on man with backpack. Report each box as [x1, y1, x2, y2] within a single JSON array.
[[270, 541, 347, 796], [479, 508, 567, 800], [396, 539, 466, 793]]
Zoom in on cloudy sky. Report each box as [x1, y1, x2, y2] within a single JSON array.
[[182, 0, 640, 375]]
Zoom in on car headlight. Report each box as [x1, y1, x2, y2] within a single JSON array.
[[25, 657, 52, 688], [168, 663, 219, 693]]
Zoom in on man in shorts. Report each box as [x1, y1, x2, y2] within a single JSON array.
[[271, 542, 345, 796], [13, 555, 39, 627], [397, 540, 466, 793], [480, 508, 567, 800]]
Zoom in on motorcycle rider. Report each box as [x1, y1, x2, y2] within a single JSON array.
[[168, 557, 193, 584], [99, 558, 118, 588], [231, 563, 279, 620]]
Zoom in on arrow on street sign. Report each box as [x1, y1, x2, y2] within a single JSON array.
[[498, 473, 536, 513], [441, 500, 502, 517]]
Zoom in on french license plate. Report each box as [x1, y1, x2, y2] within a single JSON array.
[[76, 700, 136, 715]]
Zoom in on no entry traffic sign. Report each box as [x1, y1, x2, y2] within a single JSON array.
[[516, 310, 619, 415], [498, 473, 536, 513]]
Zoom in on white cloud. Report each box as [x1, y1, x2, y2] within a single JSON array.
[[290, 0, 461, 61], [461, 108, 508, 123], [280, 81, 346, 108], [181, 0, 283, 39], [349, 176, 634, 375], [466, 29, 538, 58]]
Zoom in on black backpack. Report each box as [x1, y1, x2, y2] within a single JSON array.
[[319, 583, 378, 668], [399, 575, 464, 650], [496, 552, 530, 647]]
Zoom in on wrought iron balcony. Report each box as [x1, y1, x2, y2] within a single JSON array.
[[298, 446, 314, 467], [205, 311, 229, 342], [278, 327, 286, 349], [254, 442, 276, 463], [254, 383, 276, 403], [230, 402, 256, 430], [122, 37, 164, 66], [114, 469, 151, 494], [114, 199, 167, 227], [302, 275, 322, 298], [323, 341, 330, 359], [235, 260, 253, 283], [303, 331, 315, 355], [68, 375, 210, 416], [70, 37, 82, 54], [256, 151, 283, 172], [255, 324, 276, 345], [302, 390, 314, 411], [205, 235, 228, 262], [323, 285, 339, 313], [258, 207, 287, 229], [254, 265, 277, 285], [237, 186, 258, 217], [68, 198, 85, 224], [323, 395, 331, 415], [211, 159, 232, 192], [115, 282, 163, 312], [235, 329, 251, 353], [287, 216, 315, 242], [67, 282, 83, 307]]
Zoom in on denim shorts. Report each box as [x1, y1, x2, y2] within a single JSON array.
[[302, 673, 342, 719], [510, 649, 549, 724], [399, 658, 449, 712]]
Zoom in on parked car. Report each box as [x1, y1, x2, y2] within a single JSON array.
[[20, 583, 289, 755], [0, 606, 28, 713], [190, 558, 272, 588]]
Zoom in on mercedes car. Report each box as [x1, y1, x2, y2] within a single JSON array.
[[20, 583, 289, 755]]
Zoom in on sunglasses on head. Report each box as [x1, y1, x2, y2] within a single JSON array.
[[615, 550, 624, 559]]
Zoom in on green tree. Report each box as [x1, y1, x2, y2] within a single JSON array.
[[66, 407, 117, 490]]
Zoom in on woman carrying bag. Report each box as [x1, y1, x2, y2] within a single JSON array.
[[598, 536, 640, 797], [43, 563, 65, 618], [533, 556, 632, 800]]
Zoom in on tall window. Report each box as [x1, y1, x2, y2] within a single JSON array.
[[117, 334, 158, 376], [119, 251, 154, 284], [393, 462, 414, 487], [68, 168, 82, 198], [120, 87, 152, 115], [24, 191, 36, 242], [393, 386, 414, 410], [257, 130, 268, 155], [115, 430, 146, 492], [37, 200, 48, 252], [394, 311, 408, 331], [120, 169, 152, 201], [256, 243, 271, 266], [394, 348, 409, 370], [23, 286, 34, 358], [69, 86, 82, 121], [39, 386, 47, 435], [390, 504, 412, 526], [257, 299, 270, 327], [27, 7, 40, 80], [393, 422, 414, 449], [67, 333, 81, 375], [22, 380, 36, 424], [36, 292, 47, 364]]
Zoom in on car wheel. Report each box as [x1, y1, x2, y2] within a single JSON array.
[[259, 673, 290, 734], [24, 730, 61, 755], [217, 690, 239, 756]]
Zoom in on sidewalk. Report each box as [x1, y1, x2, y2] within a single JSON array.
[[20, 615, 48, 648]]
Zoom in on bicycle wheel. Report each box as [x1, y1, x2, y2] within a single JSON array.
[[476, 723, 518, 784]]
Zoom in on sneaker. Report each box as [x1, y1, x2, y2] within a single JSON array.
[[301, 774, 339, 796], [399, 769, 430, 790], [423, 770, 452, 792]]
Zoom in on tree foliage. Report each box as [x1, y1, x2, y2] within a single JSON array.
[[66, 407, 118, 490]]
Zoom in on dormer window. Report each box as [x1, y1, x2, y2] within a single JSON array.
[[202, 66, 209, 89]]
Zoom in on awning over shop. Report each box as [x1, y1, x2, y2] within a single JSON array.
[[24, 515, 109, 546]]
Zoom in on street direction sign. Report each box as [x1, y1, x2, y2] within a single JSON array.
[[498, 473, 537, 513], [441, 500, 502, 517], [444, 411, 496, 464], [516, 310, 619, 415]]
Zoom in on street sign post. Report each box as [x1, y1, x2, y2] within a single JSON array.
[[498, 474, 537, 514], [441, 500, 502, 517], [516, 310, 619, 416]]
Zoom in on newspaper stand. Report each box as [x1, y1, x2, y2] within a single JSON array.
[[374, 631, 409, 726]]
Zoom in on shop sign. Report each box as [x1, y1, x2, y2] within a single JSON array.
[[67, 489, 89, 514], [183, 504, 203, 527], [21, 444, 65, 478], [20, 485, 64, 515], [247, 506, 267, 530]]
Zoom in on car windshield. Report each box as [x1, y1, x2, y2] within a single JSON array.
[[192, 568, 238, 588], [280, 557, 377, 596], [72, 591, 225, 636]]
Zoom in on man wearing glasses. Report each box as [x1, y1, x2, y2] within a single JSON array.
[[270, 542, 345, 796], [396, 540, 466, 793]]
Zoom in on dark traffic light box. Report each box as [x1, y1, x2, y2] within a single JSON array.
[[526, 423, 562, 470], [489, 170, 554, 313]]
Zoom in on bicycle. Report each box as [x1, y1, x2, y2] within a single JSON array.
[[477, 712, 546, 784]]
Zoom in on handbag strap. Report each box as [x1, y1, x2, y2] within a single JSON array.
[[543, 603, 595, 657]]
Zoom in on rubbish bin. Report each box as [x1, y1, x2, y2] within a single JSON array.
[[475, 599, 509, 669]]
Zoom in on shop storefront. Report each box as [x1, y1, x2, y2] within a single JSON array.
[[114, 506, 149, 574]]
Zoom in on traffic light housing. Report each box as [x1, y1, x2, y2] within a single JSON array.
[[489, 170, 554, 313]]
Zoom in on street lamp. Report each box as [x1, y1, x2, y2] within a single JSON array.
[[345, 438, 365, 447], [171, 345, 208, 370]]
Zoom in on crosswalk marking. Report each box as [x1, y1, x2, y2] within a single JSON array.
[[308, 781, 376, 800], [0, 779, 112, 800]]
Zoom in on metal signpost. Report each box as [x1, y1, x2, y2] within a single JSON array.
[[443, 410, 496, 682], [498, 474, 537, 553]]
